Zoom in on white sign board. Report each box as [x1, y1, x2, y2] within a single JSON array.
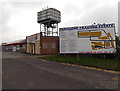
[[59, 23, 116, 54], [27, 34, 37, 43]]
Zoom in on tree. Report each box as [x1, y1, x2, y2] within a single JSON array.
[[116, 36, 120, 53]]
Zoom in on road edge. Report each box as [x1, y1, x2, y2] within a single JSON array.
[[40, 59, 120, 74]]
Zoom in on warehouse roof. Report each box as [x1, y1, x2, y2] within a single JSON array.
[[1, 39, 25, 46]]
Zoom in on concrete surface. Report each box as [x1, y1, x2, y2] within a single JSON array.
[[2, 52, 119, 89]]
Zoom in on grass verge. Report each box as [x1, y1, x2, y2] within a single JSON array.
[[39, 55, 119, 71]]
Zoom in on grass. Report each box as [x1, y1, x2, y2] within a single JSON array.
[[39, 54, 119, 71]]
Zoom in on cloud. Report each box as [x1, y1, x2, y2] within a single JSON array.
[[60, 1, 118, 28], [1, 1, 48, 43], [0, 0, 119, 44], [80, 4, 117, 24]]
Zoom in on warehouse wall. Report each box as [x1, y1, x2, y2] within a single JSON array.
[[40, 36, 59, 55], [26, 43, 30, 53], [26, 32, 59, 55], [20, 44, 26, 53], [35, 40, 40, 54], [26, 33, 40, 54]]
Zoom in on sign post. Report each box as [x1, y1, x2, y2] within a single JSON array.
[[77, 54, 80, 61]]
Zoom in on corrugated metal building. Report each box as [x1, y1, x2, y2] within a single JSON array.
[[1, 39, 26, 52]]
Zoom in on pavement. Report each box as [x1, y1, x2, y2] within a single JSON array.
[[2, 52, 31, 59], [2, 52, 119, 89]]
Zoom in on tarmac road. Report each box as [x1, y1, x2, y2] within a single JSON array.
[[2, 52, 119, 89]]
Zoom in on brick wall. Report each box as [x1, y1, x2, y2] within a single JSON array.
[[40, 36, 59, 55]]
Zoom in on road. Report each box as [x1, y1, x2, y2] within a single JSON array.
[[2, 52, 119, 89]]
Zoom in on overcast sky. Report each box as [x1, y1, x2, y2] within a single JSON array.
[[0, 0, 119, 44]]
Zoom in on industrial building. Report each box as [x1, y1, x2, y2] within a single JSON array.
[[26, 33, 40, 54], [2, 32, 59, 55], [26, 32, 59, 55], [1, 39, 26, 52], [26, 8, 61, 55], [1, 8, 61, 55], [40, 33, 59, 55]]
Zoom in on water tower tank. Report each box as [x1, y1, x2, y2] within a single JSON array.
[[37, 8, 61, 36]]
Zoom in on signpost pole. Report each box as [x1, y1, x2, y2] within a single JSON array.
[[103, 54, 106, 59], [77, 53, 80, 61]]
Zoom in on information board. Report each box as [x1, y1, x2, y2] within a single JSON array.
[[59, 23, 116, 54]]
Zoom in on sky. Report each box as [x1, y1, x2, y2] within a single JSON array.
[[0, 0, 119, 44]]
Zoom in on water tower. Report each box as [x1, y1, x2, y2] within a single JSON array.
[[37, 8, 61, 36]]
